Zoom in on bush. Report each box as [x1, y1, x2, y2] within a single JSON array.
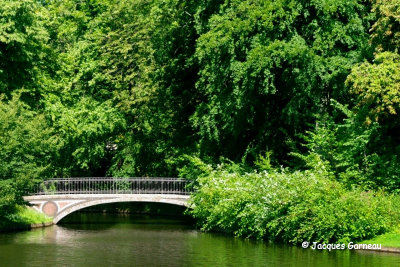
[[188, 163, 400, 244]]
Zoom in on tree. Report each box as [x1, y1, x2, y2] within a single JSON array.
[[72, 0, 202, 176], [43, 95, 125, 177], [0, 0, 51, 100], [191, 0, 372, 163], [371, 0, 400, 52], [0, 93, 59, 216], [347, 51, 400, 124]]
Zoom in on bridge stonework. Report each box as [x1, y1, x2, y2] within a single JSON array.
[[23, 178, 193, 224], [24, 194, 190, 223]]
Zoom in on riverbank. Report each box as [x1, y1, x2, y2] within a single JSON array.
[[0, 205, 53, 232], [362, 231, 400, 251]]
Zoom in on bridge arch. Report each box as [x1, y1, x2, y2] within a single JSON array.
[[53, 195, 190, 223], [25, 194, 190, 224]]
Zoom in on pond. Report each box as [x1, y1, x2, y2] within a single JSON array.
[[0, 212, 399, 266]]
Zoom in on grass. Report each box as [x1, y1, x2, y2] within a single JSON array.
[[362, 230, 400, 248], [0, 205, 52, 231]]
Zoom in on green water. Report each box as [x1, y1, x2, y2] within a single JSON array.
[[0, 213, 399, 266]]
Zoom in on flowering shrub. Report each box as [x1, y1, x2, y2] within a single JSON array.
[[189, 165, 400, 243]]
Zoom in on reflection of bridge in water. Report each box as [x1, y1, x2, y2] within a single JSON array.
[[24, 178, 193, 223]]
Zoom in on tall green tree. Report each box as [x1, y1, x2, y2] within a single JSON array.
[[0, 94, 59, 216], [192, 0, 373, 162], [0, 0, 52, 101], [67, 0, 203, 176], [37, 0, 126, 177], [329, 0, 400, 191], [44, 95, 125, 177]]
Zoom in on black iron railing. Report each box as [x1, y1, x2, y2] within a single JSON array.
[[31, 177, 193, 195]]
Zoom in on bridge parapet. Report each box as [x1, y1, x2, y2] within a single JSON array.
[[32, 177, 193, 195]]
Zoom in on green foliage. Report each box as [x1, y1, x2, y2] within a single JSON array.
[[5, 205, 52, 224], [41, 0, 203, 176], [1, 0, 400, 239], [192, 0, 372, 161], [171, 155, 214, 180], [0, 93, 59, 216], [371, 0, 400, 52], [254, 151, 274, 171], [0, 205, 52, 231], [44, 94, 125, 176], [45, 0, 376, 176], [0, 0, 52, 98], [189, 162, 400, 243], [45, 0, 113, 100], [292, 99, 400, 192], [347, 52, 400, 124], [362, 230, 400, 248], [83, 0, 201, 176]]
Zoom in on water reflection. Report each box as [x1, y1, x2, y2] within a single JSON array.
[[0, 214, 399, 267]]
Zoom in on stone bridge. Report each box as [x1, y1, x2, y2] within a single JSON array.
[[24, 178, 192, 224]]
